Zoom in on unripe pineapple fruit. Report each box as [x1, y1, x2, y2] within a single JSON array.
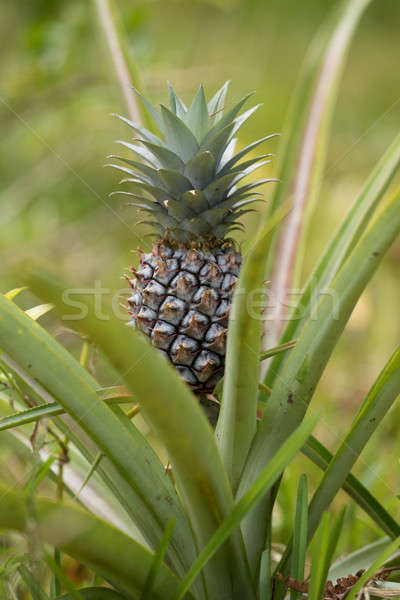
[[109, 82, 275, 392]]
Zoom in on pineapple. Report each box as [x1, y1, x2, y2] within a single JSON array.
[[109, 82, 275, 393]]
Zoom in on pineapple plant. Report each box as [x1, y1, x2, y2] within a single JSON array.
[[108, 84, 276, 392], [1, 1, 400, 599]]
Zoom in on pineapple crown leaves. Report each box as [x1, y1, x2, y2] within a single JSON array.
[[108, 82, 278, 246]]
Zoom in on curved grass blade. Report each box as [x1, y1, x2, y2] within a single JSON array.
[[239, 189, 400, 564], [259, 341, 296, 363], [344, 537, 400, 600], [25, 455, 56, 496], [174, 415, 318, 600], [276, 345, 400, 581], [45, 553, 83, 600], [0, 486, 191, 600], [24, 274, 253, 600], [264, 0, 372, 349], [95, 0, 143, 126], [141, 520, 176, 600], [328, 538, 396, 582], [0, 395, 135, 433], [217, 203, 291, 491], [18, 565, 50, 600], [264, 128, 400, 391], [26, 303, 54, 320], [0, 389, 148, 546], [303, 436, 400, 538], [5, 287, 27, 300], [0, 294, 197, 581], [306, 345, 400, 540]]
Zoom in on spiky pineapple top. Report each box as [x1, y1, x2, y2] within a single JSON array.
[[108, 82, 276, 247]]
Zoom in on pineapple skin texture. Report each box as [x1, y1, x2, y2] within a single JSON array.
[[128, 243, 241, 392]]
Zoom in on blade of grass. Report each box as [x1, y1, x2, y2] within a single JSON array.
[[259, 341, 297, 362], [0, 357, 164, 549], [264, 128, 400, 391], [264, 0, 372, 349], [344, 537, 400, 600], [26, 303, 54, 321], [303, 435, 400, 538], [0, 295, 198, 582], [0, 390, 148, 545], [290, 475, 308, 600], [5, 287, 27, 300], [0, 395, 133, 433], [0, 486, 192, 600], [173, 415, 318, 600], [45, 554, 83, 600], [50, 548, 62, 599], [328, 538, 398, 582], [94, 0, 143, 126], [74, 452, 104, 499], [25, 455, 57, 496], [23, 275, 253, 600], [217, 202, 291, 490], [259, 542, 272, 600], [306, 345, 400, 540], [18, 565, 50, 600], [308, 509, 346, 600], [276, 345, 400, 580], [141, 520, 176, 600], [239, 189, 400, 565]]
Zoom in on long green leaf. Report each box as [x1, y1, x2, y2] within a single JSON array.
[[303, 435, 400, 537], [277, 346, 400, 580], [141, 520, 176, 600], [307, 345, 400, 539], [0, 486, 191, 600], [0, 388, 148, 547], [217, 203, 290, 491], [264, 128, 400, 391], [290, 475, 308, 600], [0, 294, 197, 582], [24, 274, 253, 600], [95, 0, 144, 126], [18, 565, 50, 600], [259, 544, 272, 600], [345, 537, 400, 600], [308, 509, 345, 600], [239, 189, 400, 563], [174, 415, 318, 600], [328, 538, 396, 582], [264, 0, 372, 348], [0, 395, 133, 433]]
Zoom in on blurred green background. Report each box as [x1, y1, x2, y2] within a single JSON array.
[[1, 0, 400, 547]]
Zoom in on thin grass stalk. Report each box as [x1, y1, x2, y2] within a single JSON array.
[[95, 0, 143, 125], [264, 0, 371, 352]]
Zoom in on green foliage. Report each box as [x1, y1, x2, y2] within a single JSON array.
[[1, 0, 400, 599]]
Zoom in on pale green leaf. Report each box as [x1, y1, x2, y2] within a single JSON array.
[[26, 303, 54, 321]]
